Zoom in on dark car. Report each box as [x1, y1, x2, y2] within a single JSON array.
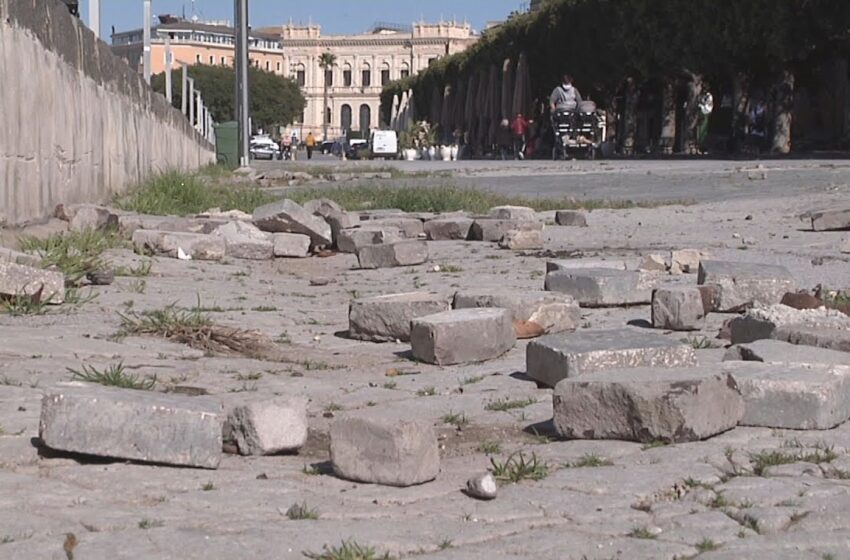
[[320, 141, 335, 155]]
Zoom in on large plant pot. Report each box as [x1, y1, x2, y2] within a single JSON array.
[[403, 148, 418, 161], [440, 146, 452, 161], [450, 145, 459, 161], [427, 146, 437, 161]]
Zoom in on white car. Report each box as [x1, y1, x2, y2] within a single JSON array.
[[249, 136, 281, 160], [370, 130, 398, 159]]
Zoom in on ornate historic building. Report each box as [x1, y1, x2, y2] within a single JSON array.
[[276, 22, 477, 139]]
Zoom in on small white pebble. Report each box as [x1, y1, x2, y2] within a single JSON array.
[[433, 265, 441, 272]]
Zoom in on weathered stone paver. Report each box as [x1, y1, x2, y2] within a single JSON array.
[[698, 260, 797, 312], [348, 291, 450, 342], [410, 308, 516, 365], [545, 268, 652, 307]]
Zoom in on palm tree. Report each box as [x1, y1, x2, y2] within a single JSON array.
[[319, 52, 337, 141]]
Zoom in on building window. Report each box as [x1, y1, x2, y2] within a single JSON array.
[[195, 54, 201, 63], [341, 104, 352, 133], [209, 55, 214, 65], [359, 104, 371, 132], [381, 69, 390, 85], [276, 61, 281, 73], [325, 69, 333, 87], [400, 68, 410, 79], [325, 107, 332, 125], [343, 69, 352, 87], [220, 56, 226, 65], [265, 61, 271, 71], [428, 57, 437, 66], [361, 69, 371, 87], [296, 69, 306, 87]]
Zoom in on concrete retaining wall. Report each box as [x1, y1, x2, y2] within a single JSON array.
[[0, 0, 215, 226]]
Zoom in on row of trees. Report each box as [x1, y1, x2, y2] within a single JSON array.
[[152, 65, 305, 133], [382, 0, 850, 153]]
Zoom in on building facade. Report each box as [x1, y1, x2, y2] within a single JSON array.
[[112, 17, 477, 139], [277, 22, 477, 139]]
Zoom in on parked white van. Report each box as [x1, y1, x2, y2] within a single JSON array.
[[370, 130, 399, 159]]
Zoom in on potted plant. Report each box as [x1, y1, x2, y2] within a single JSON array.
[[399, 130, 418, 161]]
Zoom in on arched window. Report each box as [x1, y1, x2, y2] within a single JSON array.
[[293, 63, 306, 87], [361, 63, 371, 88], [342, 63, 353, 87], [341, 104, 352, 133], [359, 104, 371, 132], [325, 107, 332, 126], [380, 62, 391, 86], [400, 62, 410, 80]]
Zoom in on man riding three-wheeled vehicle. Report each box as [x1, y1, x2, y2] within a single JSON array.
[[549, 74, 605, 160]]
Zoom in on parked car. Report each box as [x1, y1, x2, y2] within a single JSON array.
[[249, 135, 281, 160], [320, 141, 335, 155], [345, 138, 369, 160]]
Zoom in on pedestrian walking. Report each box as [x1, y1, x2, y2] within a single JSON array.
[[305, 132, 316, 160], [510, 112, 530, 160]]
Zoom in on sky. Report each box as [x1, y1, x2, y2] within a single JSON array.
[[82, 0, 526, 41]]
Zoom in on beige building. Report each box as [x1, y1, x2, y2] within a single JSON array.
[[112, 17, 477, 138], [277, 22, 477, 139]]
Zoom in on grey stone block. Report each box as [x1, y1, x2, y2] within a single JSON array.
[[0, 261, 64, 304], [252, 199, 332, 248], [671, 249, 704, 274], [698, 260, 796, 312], [302, 198, 344, 218], [369, 218, 425, 239], [544, 268, 651, 307], [728, 305, 850, 344], [358, 209, 405, 221], [337, 226, 402, 254], [330, 416, 439, 487], [154, 217, 227, 234], [527, 329, 697, 388], [499, 229, 544, 250], [271, 233, 310, 258], [0, 247, 41, 267], [810, 208, 850, 231], [469, 219, 543, 242], [39, 383, 224, 469], [132, 230, 225, 261], [773, 325, 850, 353], [652, 287, 706, 331], [546, 259, 628, 272], [349, 292, 450, 342], [489, 205, 537, 221], [213, 221, 273, 260], [724, 362, 850, 429], [325, 210, 360, 248], [452, 289, 580, 334], [410, 308, 516, 365], [223, 396, 307, 456], [724, 339, 849, 365], [553, 366, 744, 443], [68, 204, 118, 232], [555, 210, 588, 227], [424, 217, 474, 241], [357, 240, 429, 269]]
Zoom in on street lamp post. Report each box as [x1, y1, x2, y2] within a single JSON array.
[[143, 0, 152, 85], [234, 0, 250, 167]]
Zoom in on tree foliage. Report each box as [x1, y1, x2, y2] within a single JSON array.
[[382, 0, 850, 118], [152, 64, 305, 130]]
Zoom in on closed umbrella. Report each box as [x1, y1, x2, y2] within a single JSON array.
[[398, 90, 409, 132], [440, 84, 453, 143], [501, 58, 514, 121], [512, 52, 532, 117], [390, 93, 400, 131], [475, 68, 489, 148], [429, 85, 442, 131]]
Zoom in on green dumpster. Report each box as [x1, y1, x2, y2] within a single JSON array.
[[213, 121, 239, 169]]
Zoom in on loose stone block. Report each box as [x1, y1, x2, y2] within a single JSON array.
[[841, 239, 850, 254], [489, 205, 537, 221], [544, 268, 651, 307], [117, 214, 173, 234], [469, 219, 543, 242], [453, 289, 580, 335], [132, 230, 225, 261], [773, 325, 850, 353], [640, 254, 668, 272], [652, 287, 706, 331], [212, 221, 273, 260], [155, 217, 227, 234], [358, 209, 405, 221], [325, 210, 360, 248], [0, 247, 41, 267], [671, 249, 704, 274], [499, 229, 544, 250], [252, 199, 332, 248], [330, 416, 439, 487], [546, 259, 628, 272], [697, 260, 796, 312], [0, 261, 65, 304], [724, 339, 849, 365], [527, 329, 697, 388], [271, 233, 310, 258], [555, 210, 588, 227], [369, 218, 425, 239], [223, 396, 307, 456], [553, 366, 744, 443], [810, 208, 850, 231], [424, 217, 474, 241], [728, 304, 850, 344], [68, 204, 118, 232], [349, 292, 450, 342], [725, 362, 850, 429], [357, 240, 429, 269], [302, 198, 344, 218], [410, 308, 516, 365], [39, 383, 224, 469], [337, 226, 402, 254]]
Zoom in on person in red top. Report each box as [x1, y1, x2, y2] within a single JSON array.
[[510, 112, 530, 160]]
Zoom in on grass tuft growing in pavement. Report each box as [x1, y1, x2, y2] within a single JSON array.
[[484, 397, 536, 412], [629, 527, 657, 540], [750, 445, 837, 476], [67, 361, 156, 391], [489, 452, 549, 483], [567, 454, 614, 468], [441, 411, 469, 427], [696, 538, 720, 552], [287, 184, 690, 215], [116, 170, 275, 216], [19, 230, 127, 285], [303, 540, 391, 560], [0, 293, 50, 316], [286, 502, 319, 521]]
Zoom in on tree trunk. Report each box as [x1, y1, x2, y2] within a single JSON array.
[[622, 78, 638, 156], [659, 80, 676, 154], [771, 70, 794, 154], [685, 73, 704, 154], [731, 73, 749, 153]]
